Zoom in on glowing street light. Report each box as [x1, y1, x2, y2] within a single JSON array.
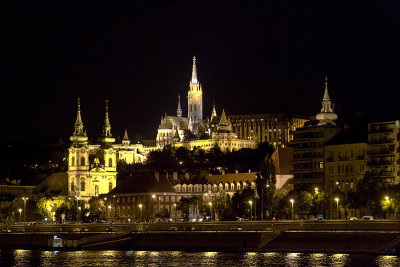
[[18, 208, 22, 222], [315, 187, 319, 193], [208, 202, 213, 221], [249, 200, 253, 221], [22, 197, 28, 223], [139, 204, 143, 220], [290, 199, 294, 220], [384, 196, 390, 218], [173, 203, 177, 221], [75, 195, 80, 223], [335, 197, 339, 219]]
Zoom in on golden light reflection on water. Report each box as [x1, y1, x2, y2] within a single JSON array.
[[328, 253, 349, 267], [284, 252, 302, 267], [376, 255, 400, 266], [135, 250, 148, 257]]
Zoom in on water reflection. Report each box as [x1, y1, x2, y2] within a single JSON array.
[[0, 250, 398, 266], [376, 255, 400, 267]]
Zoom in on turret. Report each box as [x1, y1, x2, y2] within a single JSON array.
[[98, 99, 115, 146], [217, 109, 233, 133], [316, 77, 338, 125], [177, 94, 182, 118], [122, 129, 130, 146], [70, 98, 88, 146]]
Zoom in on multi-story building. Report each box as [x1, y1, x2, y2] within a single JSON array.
[[324, 131, 368, 193], [368, 121, 400, 184], [228, 114, 309, 147], [291, 78, 341, 191], [67, 99, 148, 200]]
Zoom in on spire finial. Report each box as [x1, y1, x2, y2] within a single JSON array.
[[177, 94, 182, 117], [77, 97, 81, 109], [105, 99, 109, 112], [191, 56, 198, 83]]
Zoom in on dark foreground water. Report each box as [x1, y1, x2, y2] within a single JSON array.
[[0, 250, 399, 267]]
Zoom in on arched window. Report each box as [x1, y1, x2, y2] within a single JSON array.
[[95, 185, 99, 196], [109, 182, 113, 191], [71, 157, 75, 166], [109, 158, 113, 167], [71, 182, 75, 192], [81, 181, 85, 191], [81, 157, 85, 166]]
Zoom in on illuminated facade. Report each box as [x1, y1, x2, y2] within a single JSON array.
[[368, 121, 400, 184], [67, 99, 147, 200], [325, 135, 368, 192], [156, 56, 257, 151], [227, 114, 308, 147], [291, 78, 341, 190]]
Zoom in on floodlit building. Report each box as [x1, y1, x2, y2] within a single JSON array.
[[368, 120, 400, 184], [324, 131, 368, 193], [228, 114, 309, 147], [67, 99, 146, 200], [156, 56, 257, 151], [291, 78, 341, 191]]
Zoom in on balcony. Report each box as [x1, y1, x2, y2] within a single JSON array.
[[368, 150, 395, 156], [369, 160, 394, 166], [369, 138, 395, 145], [369, 128, 393, 134]]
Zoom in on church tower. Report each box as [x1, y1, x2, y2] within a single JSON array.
[[187, 56, 203, 120], [316, 77, 338, 126]]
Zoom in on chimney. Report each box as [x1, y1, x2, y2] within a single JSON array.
[[248, 169, 251, 173], [221, 169, 225, 175], [173, 172, 178, 181], [185, 173, 190, 181], [154, 171, 159, 182], [235, 170, 239, 174]]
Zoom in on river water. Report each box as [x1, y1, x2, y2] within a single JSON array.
[[0, 250, 399, 266]]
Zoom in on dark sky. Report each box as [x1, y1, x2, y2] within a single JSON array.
[[3, 1, 400, 143]]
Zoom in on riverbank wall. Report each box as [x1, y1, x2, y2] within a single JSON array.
[[1, 232, 400, 254]]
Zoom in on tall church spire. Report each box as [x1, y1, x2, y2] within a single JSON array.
[[316, 77, 338, 125], [99, 99, 115, 145], [188, 56, 203, 120], [70, 97, 88, 145], [191, 56, 198, 83], [177, 94, 182, 117], [211, 102, 217, 119]]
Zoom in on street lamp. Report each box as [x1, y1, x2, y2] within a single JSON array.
[[18, 208, 22, 223], [75, 195, 80, 223], [208, 202, 212, 221], [173, 203, 177, 221], [335, 197, 339, 219], [108, 205, 112, 221], [290, 199, 294, 220], [315, 187, 319, 194], [249, 200, 253, 221], [22, 197, 28, 223], [139, 204, 143, 220], [78, 207, 81, 222], [384, 196, 390, 218]]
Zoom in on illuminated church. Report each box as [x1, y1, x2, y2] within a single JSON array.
[[66, 57, 257, 199], [156, 57, 257, 151]]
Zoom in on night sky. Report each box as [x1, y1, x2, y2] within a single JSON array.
[[3, 1, 400, 144]]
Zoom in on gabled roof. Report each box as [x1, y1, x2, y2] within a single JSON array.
[[36, 172, 68, 196], [109, 173, 176, 195], [207, 172, 257, 184]]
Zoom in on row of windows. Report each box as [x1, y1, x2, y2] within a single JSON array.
[[175, 182, 255, 192], [70, 157, 114, 167], [326, 164, 365, 174], [70, 181, 113, 193]]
